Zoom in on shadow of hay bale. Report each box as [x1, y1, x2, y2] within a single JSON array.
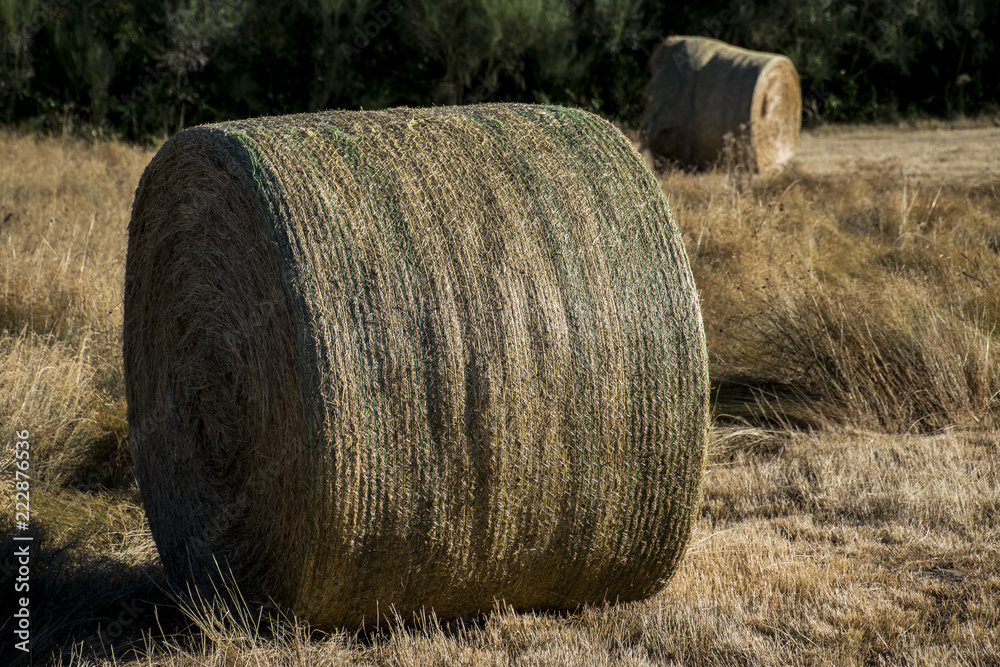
[[0, 519, 180, 667]]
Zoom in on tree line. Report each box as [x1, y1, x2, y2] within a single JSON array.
[[1, 0, 996, 141]]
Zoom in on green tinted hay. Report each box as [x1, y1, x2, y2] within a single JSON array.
[[124, 104, 709, 630], [640, 36, 801, 173]]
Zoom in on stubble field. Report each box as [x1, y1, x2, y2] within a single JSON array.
[[2, 123, 999, 665]]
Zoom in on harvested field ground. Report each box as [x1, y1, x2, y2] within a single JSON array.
[[1, 124, 999, 666], [796, 125, 1000, 184]]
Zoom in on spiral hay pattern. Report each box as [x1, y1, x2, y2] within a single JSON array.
[[124, 104, 709, 630], [640, 36, 801, 173]]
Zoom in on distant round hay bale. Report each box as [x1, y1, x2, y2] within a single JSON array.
[[124, 104, 709, 630], [640, 36, 801, 173]]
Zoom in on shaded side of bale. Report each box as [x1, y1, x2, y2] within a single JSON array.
[[125, 104, 709, 630], [640, 35, 801, 172]]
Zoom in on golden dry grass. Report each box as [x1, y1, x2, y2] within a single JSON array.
[[670, 150, 1000, 432], [1, 126, 999, 666], [1, 131, 152, 489]]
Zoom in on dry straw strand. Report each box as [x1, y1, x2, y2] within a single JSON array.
[[124, 103, 709, 630], [640, 36, 801, 173]]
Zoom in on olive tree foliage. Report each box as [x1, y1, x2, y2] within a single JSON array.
[[298, 0, 380, 111], [727, 0, 998, 120], [402, 0, 573, 105], [559, 0, 659, 120], [2, 0, 997, 139], [53, 5, 117, 123], [156, 0, 246, 129], [0, 0, 40, 122], [593, 0, 649, 54]]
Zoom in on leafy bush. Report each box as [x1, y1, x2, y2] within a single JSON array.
[[1, 0, 997, 139]]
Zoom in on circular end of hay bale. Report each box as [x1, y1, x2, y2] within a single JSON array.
[[750, 56, 801, 173], [124, 131, 311, 609], [125, 105, 709, 630]]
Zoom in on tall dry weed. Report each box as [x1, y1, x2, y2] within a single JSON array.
[[669, 160, 1000, 432], [739, 278, 999, 431], [1, 131, 151, 486]]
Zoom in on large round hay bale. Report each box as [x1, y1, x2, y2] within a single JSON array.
[[640, 36, 801, 173], [124, 104, 709, 630]]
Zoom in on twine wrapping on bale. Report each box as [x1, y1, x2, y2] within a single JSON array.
[[640, 36, 801, 173], [124, 104, 709, 630]]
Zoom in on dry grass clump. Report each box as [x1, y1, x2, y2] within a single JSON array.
[[124, 105, 709, 630], [741, 278, 998, 431], [681, 428, 1000, 665], [1, 333, 131, 488], [667, 158, 1000, 432], [1, 131, 152, 488], [640, 36, 800, 173]]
